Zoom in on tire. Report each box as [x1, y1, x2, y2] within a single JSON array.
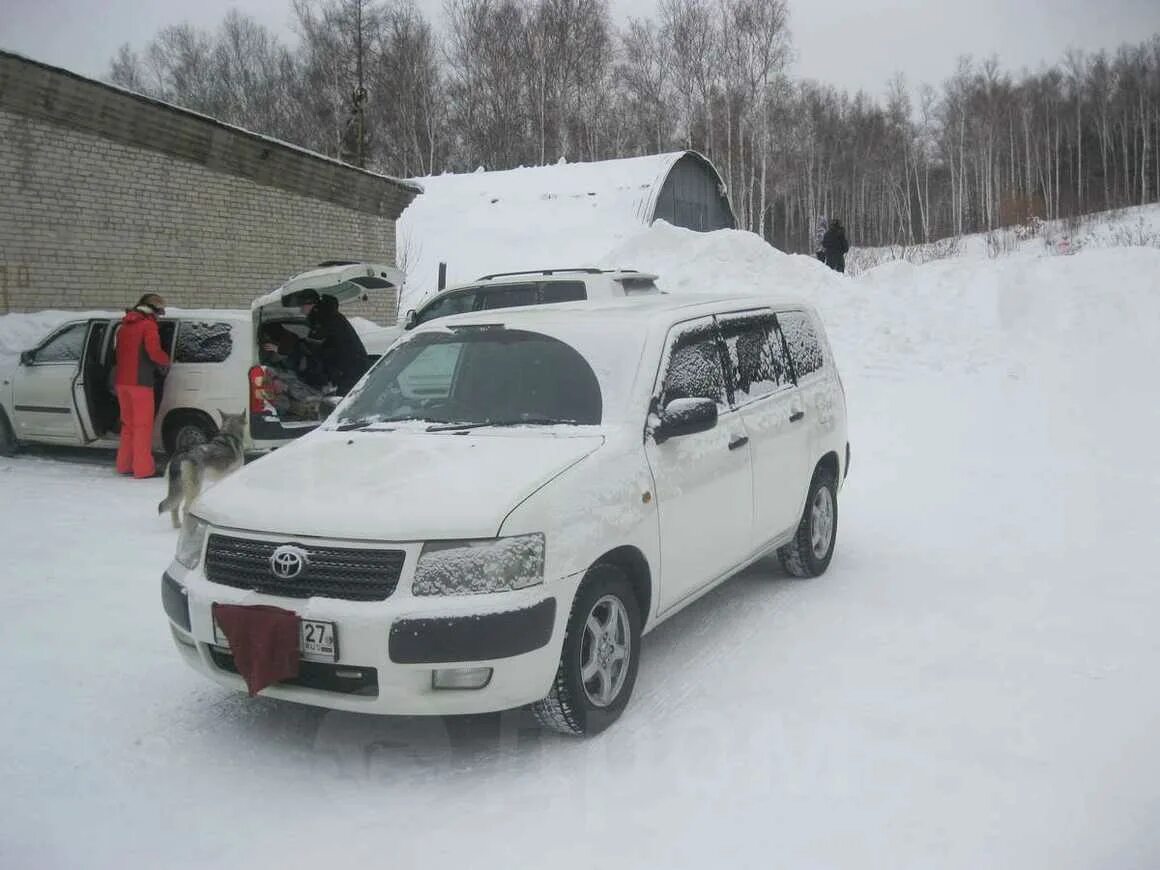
[[778, 470, 838, 578], [0, 408, 18, 457], [163, 412, 217, 456], [532, 564, 642, 737]]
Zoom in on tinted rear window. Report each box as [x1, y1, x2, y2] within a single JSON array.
[[540, 282, 587, 303]]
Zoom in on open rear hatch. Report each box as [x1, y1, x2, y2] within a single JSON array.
[[249, 262, 404, 444]]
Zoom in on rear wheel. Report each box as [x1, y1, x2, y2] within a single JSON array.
[[777, 470, 838, 578], [0, 408, 18, 457], [163, 412, 217, 456], [532, 565, 641, 736]]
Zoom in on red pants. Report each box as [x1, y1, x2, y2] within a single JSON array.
[[116, 386, 157, 478]]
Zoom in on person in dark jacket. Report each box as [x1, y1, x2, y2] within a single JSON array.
[[299, 290, 369, 394], [821, 219, 850, 273], [115, 293, 171, 478]]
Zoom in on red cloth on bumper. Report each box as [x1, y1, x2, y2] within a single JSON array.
[[212, 604, 300, 696]]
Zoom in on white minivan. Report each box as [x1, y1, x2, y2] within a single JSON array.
[[162, 295, 849, 735], [0, 262, 401, 457]]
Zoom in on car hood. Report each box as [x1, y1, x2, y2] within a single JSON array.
[[194, 429, 604, 540]]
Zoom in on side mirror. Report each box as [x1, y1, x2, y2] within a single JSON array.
[[404, 309, 417, 330], [19, 350, 33, 366], [653, 397, 718, 444]]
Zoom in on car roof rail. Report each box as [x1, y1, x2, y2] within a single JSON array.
[[316, 260, 362, 267], [475, 267, 605, 281]]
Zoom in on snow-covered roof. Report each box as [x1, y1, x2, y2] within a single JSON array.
[[397, 153, 692, 306]]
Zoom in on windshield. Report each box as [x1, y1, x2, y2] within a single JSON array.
[[334, 327, 607, 428]]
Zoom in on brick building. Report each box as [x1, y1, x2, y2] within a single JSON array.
[[0, 51, 421, 320]]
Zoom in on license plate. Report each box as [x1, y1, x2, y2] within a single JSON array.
[[213, 615, 338, 663]]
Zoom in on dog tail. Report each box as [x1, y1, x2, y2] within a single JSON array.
[[157, 460, 181, 515]]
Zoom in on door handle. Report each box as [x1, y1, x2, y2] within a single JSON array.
[[728, 434, 749, 450], [789, 410, 805, 423]]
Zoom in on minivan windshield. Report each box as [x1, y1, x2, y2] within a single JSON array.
[[334, 327, 607, 429]]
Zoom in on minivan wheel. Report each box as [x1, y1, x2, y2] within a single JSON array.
[[163, 412, 217, 456], [0, 408, 18, 457], [777, 471, 838, 578], [532, 565, 642, 736]]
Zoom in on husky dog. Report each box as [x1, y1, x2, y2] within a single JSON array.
[[158, 410, 246, 528]]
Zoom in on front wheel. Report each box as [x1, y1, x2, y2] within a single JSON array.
[[777, 471, 838, 578], [532, 565, 642, 736]]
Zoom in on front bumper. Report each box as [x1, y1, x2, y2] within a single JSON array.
[[162, 561, 576, 716]]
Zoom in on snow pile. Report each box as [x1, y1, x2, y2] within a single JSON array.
[[602, 219, 1160, 380], [849, 203, 1160, 273], [398, 153, 687, 307]]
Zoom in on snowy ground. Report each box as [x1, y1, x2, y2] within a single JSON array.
[[3, 231, 1160, 868]]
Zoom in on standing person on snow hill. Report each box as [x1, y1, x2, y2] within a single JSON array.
[[115, 293, 170, 478], [822, 218, 850, 274]]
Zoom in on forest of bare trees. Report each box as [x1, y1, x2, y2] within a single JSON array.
[[108, 0, 1160, 253]]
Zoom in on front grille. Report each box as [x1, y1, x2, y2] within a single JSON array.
[[204, 534, 405, 601], [209, 648, 379, 696]]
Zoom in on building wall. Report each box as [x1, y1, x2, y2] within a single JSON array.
[[653, 154, 735, 232], [0, 110, 398, 321]]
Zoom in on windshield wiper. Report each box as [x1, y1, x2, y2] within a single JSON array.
[[426, 418, 579, 432], [335, 419, 373, 431]]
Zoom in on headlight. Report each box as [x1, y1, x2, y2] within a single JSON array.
[[175, 515, 209, 570], [412, 534, 545, 595]]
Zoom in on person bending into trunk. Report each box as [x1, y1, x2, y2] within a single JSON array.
[[115, 293, 170, 478], [299, 290, 369, 394]]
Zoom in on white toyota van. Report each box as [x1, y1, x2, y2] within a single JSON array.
[[162, 294, 849, 735], [0, 262, 401, 457]]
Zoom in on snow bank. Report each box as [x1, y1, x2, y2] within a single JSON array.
[[603, 220, 1160, 379], [398, 153, 686, 308], [849, 202, 1160, 273]]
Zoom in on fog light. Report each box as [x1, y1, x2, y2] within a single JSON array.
[[431, 667, 493, 690]]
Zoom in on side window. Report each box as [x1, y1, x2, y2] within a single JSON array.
[[30, 323, 87, 364], [478, 284, 538, 310], [660, 323, 728, 410], [415, 291, 476, 325], [540, 281, 587, 304], [174, 322, 233, 364], [157, 320, 177, 355], [778, 311, 824, 379], [718, 314, 792, 403]]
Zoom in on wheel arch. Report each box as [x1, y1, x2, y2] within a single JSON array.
[[817, 450, 840, 483], [161, 407, 219, 453], [587, 545, 653, 626]]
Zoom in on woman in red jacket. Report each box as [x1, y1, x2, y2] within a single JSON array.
[[115, 294, 171, 478]]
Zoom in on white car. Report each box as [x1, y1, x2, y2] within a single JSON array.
[[361, 267, 660, 355], [162, 294, 849, 735], [0, 262, 400, 457]]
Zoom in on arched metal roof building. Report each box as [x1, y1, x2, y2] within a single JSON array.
[[398, 151, 734, 300]]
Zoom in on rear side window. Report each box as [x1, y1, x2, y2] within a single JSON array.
[[478, 284, 538, 310], [718, 314, 792, 403], [540, 282, 586, 304], [175, 322, 233, 364], [661, 323, 728, 410], [619, 277, 658, 294], [778, 311, 824, 379]]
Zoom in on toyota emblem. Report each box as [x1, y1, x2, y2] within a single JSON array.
[[270, 544, 309, 579]]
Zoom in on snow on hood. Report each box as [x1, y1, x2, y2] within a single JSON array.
[[194, 429, 604, 540]]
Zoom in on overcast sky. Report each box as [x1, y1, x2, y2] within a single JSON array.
[[2, 0, 1159, 98]]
